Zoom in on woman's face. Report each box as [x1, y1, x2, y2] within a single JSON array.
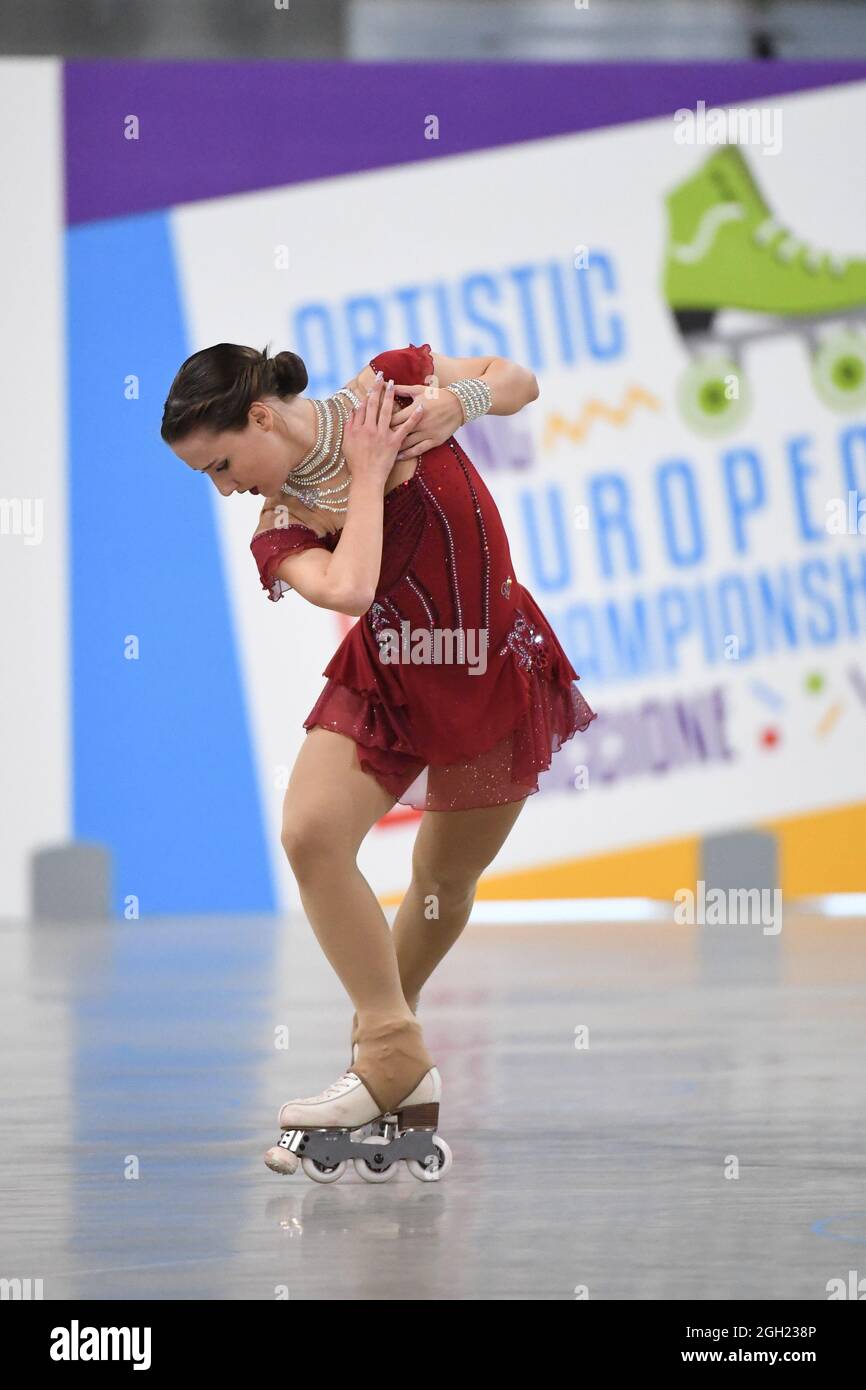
[[171, 403, 295, 497]]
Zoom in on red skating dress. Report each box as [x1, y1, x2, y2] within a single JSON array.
[[250, 343, 597, 811]]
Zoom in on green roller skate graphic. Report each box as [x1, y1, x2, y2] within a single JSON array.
[[662, 144, 866, 436]]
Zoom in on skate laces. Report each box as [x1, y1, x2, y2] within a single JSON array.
[[296, 1071, 360, 1104], [321, 1071, 360, 1099], [753, 216, 847, 276]]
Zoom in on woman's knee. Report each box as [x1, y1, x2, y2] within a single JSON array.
[[281, 810, 354, 875], [409, 851, 479, 905], [410, 802, 526, 904]]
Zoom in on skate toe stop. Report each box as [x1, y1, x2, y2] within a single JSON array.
[[264, 1146, 299, 1175]]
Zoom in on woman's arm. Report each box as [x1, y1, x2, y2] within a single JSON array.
[[250, 494, 372, 614], [318, 468, 387, 613], [432, 352, 539, 415], [253, 483, 384, 617], [346, 351, 538, 464], [348, 352, 539, 417]]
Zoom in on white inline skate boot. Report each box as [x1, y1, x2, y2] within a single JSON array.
[[264, 1012, 452, 1183]]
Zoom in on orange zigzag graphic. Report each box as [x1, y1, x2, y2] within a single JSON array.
[[544, 385, 662, 448]]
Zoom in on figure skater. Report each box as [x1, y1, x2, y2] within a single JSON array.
[[161, 342, 596, 1181]]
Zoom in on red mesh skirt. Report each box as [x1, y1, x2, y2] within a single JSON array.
[[303, 664, 597, 812]]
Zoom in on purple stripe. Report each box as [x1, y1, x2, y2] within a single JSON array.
[[64, 60, 866, 225]]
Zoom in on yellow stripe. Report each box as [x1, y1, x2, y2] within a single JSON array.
[[379, 799, 866, 904]]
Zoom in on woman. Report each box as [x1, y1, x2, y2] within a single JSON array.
[[161, 341, 596, 1181]]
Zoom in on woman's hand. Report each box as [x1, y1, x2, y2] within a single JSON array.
[[389, 381, 465, 461], [342, 374, 424, 484], [253, 378, 422, 542]]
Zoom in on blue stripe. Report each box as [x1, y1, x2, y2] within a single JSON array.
[[67, 212, 276, 914]]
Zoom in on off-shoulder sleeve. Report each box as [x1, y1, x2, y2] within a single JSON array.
[[369, 342, 434, 390], [250, 525, 332, 602]]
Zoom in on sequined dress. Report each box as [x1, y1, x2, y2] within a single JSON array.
[[250, 343, 597, 811]]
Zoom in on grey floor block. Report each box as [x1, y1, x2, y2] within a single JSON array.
[[30, 843, 112, 922], [701, 830, 779, 894]]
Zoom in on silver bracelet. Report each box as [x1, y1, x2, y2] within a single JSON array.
[[445, 377, 492, 424]]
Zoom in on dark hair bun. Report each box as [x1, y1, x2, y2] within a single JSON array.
[[160, 341, 309, 445], [268, 349, 308, 396]]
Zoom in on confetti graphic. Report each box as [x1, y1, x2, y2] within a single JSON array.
[[805, 671, 826, 694], [749, 680, 785, 710], [543, 385, 662, 448], [816, 702, 844, 737], [848, 665, 866, 706]]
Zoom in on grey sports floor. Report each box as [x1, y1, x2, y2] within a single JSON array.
[[0, 908, 863, 1300]]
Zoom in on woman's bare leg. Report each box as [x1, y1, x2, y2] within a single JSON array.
[[282, 727, 438, 1109], [281, 727, 411, 1021], [391, 797, 529, 1010]]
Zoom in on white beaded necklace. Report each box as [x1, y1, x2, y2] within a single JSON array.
[[279, 387, 362, 515]]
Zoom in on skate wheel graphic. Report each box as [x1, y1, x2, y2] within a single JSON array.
[[811, 330, 866, 411], [353, 1133, 400, 1183], [407, 1136, 453, 1182], [301, 1155, 347, 1183], [676, 356, 751, 437]]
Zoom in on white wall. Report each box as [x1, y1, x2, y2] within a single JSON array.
[[0, 60, 69, 918]]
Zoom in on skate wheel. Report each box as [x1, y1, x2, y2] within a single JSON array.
[[676, 356, 751, 436], [301, 1156, 347, 1183], [407, 1135, 453, 1182], [353, 1134, 399, 1183], [811, 330, 866, 411]]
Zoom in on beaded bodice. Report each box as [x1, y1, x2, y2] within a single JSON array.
[[250, 341, 597, 802], [294, 435, 523, 658]]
